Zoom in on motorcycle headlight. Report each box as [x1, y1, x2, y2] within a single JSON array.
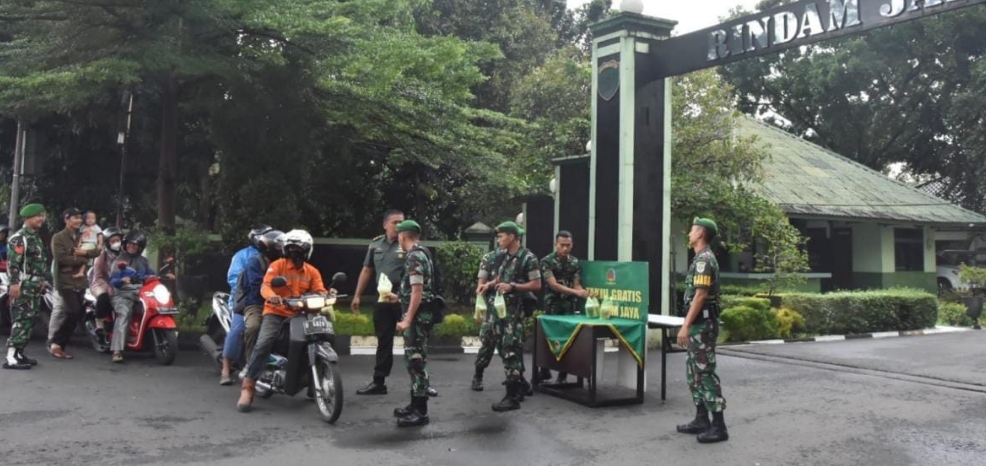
[[153, 284, 171, 305], [305, 296, 326, 309]]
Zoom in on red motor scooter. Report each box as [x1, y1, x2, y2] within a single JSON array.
[[85, 258, 180, 365]]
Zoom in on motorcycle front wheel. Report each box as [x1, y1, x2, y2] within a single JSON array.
[[314, 357, 343, 424], [152, 329, 179, 366]]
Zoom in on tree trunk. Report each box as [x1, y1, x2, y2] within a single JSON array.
[[157, 75, 179, 231]]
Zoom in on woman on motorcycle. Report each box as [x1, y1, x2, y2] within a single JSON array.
[[108, 230, 152, 363], [90, 227, 124, 343]]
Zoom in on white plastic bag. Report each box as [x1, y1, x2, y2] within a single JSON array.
[[474, 293, 488, 321], [600, 297, 617, 320], [494, 292, 507, 319], [377, 274, 393, 303], [584, 297, 600, 318]]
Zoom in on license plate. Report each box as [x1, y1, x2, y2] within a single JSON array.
[[156, 307, 179, 315], [304, 316, 333, 335]]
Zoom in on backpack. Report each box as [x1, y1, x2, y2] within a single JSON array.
[[417, 246, 446, 324], [232, 256, 269, 314]]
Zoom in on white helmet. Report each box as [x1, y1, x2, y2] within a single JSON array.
[[282, 229, 314, 260]]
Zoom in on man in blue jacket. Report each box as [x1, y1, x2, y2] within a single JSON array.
[[219, 225, 272, 385]]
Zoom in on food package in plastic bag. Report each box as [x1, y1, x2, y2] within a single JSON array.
[[377, 274, 393, 303], [494, 292, 507, 319], [584, 296, 600, 318]]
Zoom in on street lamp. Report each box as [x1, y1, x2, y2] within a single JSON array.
[[620, 0, 645, 14]]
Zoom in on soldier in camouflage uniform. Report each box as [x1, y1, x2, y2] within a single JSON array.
[[676, 217, 728, 443], [539, 230, 588, 383], [471, 247, 503, 391], [478, 221, 541, 412], [390, 220, 435, 427], [4, 204, 48, 370]]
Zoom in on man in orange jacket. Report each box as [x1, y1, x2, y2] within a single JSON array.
[[237, 229, 330, 412]]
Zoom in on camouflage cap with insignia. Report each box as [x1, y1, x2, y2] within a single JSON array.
[[693, 217, 718, 236], [495, 221, 525, 236], [396, 219, 421, 234]]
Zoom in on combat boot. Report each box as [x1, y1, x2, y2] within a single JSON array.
[[519, 376, 533, 399], [676, 405, 710, 434], [397, 397, 430, 427], [697, 411, 729, 443], [237, 378, 256, 413], [471, 370, 484, 391], [492, 381, 521, 412], [15, 349, 38, 366], [394, 391, 414, 417], [3, 348, 30, 370]]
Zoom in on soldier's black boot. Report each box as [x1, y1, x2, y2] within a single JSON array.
[[15, 349, 38, 366], [676, 404, 710, 434], [697, 411, 729, 443], [471, 369, 484, 392], [394, 391, 414, 417], [397, 397, 430, 427], [519, 376, 533, 399], [3, 348, 31, 370], [492, 381, 521, 412]]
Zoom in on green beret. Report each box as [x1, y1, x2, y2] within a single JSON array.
[[495, 221, 525, 236], [396, 220, 421, 234], [19, 203, 45, 219], [693, 217, 718, 236]]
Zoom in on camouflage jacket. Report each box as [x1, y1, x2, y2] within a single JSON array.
[[683, 246, 720, 310], [7, 226, 47, 288], [541, 252, 581, 306], [477, 249, 505, 282], [399, 244, 435, 320], [495, 247, 541, 303]]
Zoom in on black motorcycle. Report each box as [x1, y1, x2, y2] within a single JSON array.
[[254, 272, 346, 424]]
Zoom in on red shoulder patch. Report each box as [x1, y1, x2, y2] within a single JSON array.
[[13, 245, 24, 255]]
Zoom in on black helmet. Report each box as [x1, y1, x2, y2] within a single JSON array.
[[261, 230, 286, 260], [248, 224, 273, 249], [123, 230, 147, 254], [0, 224, 8, 236]]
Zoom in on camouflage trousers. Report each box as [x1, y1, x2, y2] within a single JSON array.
[[474, 295, 526, 373], [7, 287, 41, 349], [686, 320, 726, 413], [403, 319, 431, 398], [493, 308, 526, 383]]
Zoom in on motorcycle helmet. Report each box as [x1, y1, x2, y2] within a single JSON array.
[[259, 230, 285, 261], [0, 224, 8, 241], [103, 226, 124, 253], [123, 230, 147, 255], [248, 224, 273, 249], [282, 229, 314, 260]]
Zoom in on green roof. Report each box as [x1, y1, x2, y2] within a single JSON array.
[[736, 115, 986, 226]]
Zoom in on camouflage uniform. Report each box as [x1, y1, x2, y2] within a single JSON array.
[[475, 249, 503, 371], [6, 226, 48, 349], [399, 244, 435, 398], [683, 245, 726, 413], [492, 248, 541, 383], [540, 252, 581, 316]]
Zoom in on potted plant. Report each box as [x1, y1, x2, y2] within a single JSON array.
[[957, 264, 986, 330]]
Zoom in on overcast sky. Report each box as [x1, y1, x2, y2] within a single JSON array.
[[566, 0, 764, 35]]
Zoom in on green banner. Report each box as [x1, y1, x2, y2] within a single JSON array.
[[539, 315, 646, 368], [580, 261, 649, 323]]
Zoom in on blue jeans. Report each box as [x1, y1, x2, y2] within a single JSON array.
[[222, 313, 245, 361]]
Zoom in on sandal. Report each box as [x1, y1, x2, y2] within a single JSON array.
[[112, 352, 124, 363], [49, 345, 68, 359]]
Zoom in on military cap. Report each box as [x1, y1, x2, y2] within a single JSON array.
[[19, 203, 45, 218], [396, 220, 422, 234], [693, 217, 718, 236], [495, 221, 525, 236]]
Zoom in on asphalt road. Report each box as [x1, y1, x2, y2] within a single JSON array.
[[1, 331, 985, 466]]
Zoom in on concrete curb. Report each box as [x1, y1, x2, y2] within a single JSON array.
[[719, 325, 974, 347]]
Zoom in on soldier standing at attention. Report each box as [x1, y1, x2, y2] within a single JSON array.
[[478, 221, 541, 412], [471, 247, 504, 391], [539, 230, 588, 383], [676, 217, 728, 443], [389, 220, 435, 427], [4, 204, 48, 370]]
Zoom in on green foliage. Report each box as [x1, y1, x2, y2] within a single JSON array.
[[750, 209, 811, 296], [937, 301, 978, 327], [958, 264, 986, 293], [434, 241, 486, 305], [782, 288, 938, 335], [719, 305, 778, 342], [772, 308, 807, 339], [333, 312, 374, 336], [432, 313, 479, 339], [720, 296, 770, 313], [146, 226, 214, 271], [720, 285, 765, 297]]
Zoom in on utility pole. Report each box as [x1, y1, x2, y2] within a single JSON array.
[[116, 91, 134, 228], [7, 120, 26, 225]]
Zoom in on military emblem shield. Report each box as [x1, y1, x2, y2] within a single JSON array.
[[598, 59, 619, 101]]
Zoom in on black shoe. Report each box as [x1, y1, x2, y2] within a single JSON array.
[[3, 357, 31, 370], [520, 377, 533, 398], [677, 405, 711, 434], [393, 404, 413, 418], [15, 350, 38, 366], [397, 397, 429, 427], [697, 412, 729, 443], [471, 373, 484, 392], [427, 387, 438, 397], [492, 383, 521, 412], [356, 381, 387, 395]]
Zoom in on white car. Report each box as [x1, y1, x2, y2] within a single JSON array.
[[936, 249, 986, 296]]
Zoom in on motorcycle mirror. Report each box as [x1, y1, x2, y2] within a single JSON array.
[[270, 276, 288, 288], [116, 261, 128, 270], [331, 272, 347, 286]]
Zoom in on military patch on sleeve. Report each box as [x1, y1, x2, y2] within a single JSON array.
[[695, 261, 707, 274]]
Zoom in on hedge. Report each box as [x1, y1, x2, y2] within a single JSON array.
[[781, 288, 937, 335], [937, 301, 983, 327]]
